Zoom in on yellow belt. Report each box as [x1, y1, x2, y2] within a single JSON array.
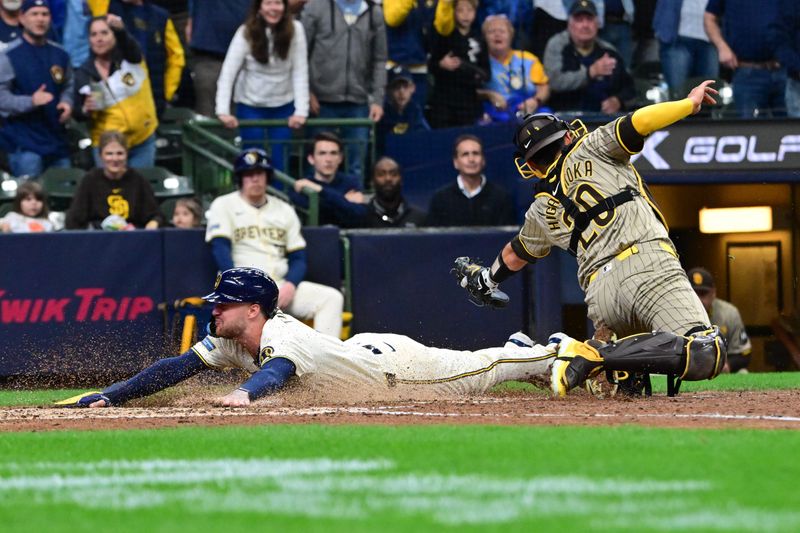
[[587, 241, 677, 284]]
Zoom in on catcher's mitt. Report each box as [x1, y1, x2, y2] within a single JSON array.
[[451, 257, 510, 308]]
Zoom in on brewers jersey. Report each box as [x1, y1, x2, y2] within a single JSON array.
[[516, 118, 708, 337], [191, 311, 555, 396], [205, 191, 305, 282]]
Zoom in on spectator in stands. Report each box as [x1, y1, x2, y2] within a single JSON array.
[[73, 14, 158, 167], [287, 0, 307, 17], [425, 134, 516, 227], [529, 0, 568, 60], [291, 155, 425, 229], [98, 0, 185, 116], [62, 1, 92, 68], [289, 131, 363, 227], [427, 0, 489, 129], [302, 0, 387, 179], [383, 0, 436, 109], [359, 156, 425, 228], [205, 148, 344, 337], [215, 0, 308, 174], [378, 67, 429, 146], [769, 0, 799, 118], [704, 0, 785, 118], [185, 0, 248, 117], [599, 0, 634, 69], [544, 0, 636, 114], [0, 180, 54, 232], [653, 0, 719, 99], [688, 267, 752, 373], [170, 195, 201, 228], [65, 129, 163, 229], [0, 0, 24, 48], [479, 13, 550, 123], [632, 0, 659, 69], [0, 0, 73, 178]]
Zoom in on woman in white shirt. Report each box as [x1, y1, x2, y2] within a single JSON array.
[[216, 0, 309, 173]]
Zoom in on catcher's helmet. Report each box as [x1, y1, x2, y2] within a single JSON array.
[[202, 267, 279, 317], [513, 113, 587, 179], [233, 148, 273, 187]]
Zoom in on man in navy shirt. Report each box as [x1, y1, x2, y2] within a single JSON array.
[[705, 0, 786, 118], [290, 131, 364, 227], [0, 0, 72, 177]]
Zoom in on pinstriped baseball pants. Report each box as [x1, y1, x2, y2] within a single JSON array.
[[584, 240, 710, 338]]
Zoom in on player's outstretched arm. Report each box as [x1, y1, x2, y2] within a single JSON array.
[[612, 80, 718, 154], [214, 357, 296, 407], [55, 350, 208, 407], [629, 80, 717, 137], [452, 239, 533, 308]]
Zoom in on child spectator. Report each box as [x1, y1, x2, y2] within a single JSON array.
[[427, 0, 490, 129], [216, 0, 308, 173], [0, 180, 55, 232], [378, 68, 429, 146], [171, 196, 202, 228]]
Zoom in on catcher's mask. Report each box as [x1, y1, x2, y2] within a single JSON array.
[[513, 113, 587, 179], [233, 148, 274, 188], [203, 267, 279, 318]]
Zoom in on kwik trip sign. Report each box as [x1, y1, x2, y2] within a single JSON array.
[[630, 120, 800, 171]]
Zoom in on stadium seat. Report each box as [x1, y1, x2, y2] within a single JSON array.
[[137, 166, 195, 200], [39, 167, 86, 211]]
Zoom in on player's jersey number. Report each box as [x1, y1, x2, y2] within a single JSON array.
[[358, 342, 396, 356], [572, 183, 616, 251]]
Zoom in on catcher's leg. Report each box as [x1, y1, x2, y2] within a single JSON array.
[[551, 328, 727, 397], [600, 327, 727, 397]]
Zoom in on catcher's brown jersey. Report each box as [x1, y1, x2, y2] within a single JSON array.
[[516, 118, 709, 336], [518, 119, 671, 288]]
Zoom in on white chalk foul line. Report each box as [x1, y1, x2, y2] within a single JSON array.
[[1, 404, 798, 424]]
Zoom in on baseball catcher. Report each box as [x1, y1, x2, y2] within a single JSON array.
[[453, 79, 726, 397]]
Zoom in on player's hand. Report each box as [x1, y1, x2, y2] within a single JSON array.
[[217, 114, 238, 128], [213, 389, 251, 407], [31, 84, 53, 106], [687, 80, 718, 114], [287, 115, 306, 129], [53, 391, 111, 408], [451, 257, 509, 309], [278, 281, 296, 309]]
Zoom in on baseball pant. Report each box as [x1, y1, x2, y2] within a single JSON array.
[[346, 333, 555, 395], [585, 240, 709, 338], [283, 281, 344, 338]]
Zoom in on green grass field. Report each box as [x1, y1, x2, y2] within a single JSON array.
[[1, 373, 798, 532], [1, 425, 799, 532]]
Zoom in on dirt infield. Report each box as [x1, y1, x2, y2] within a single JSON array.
[[1, 389, 799, 432]]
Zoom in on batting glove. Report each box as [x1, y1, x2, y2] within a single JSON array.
[[53, 391, 111, 408]]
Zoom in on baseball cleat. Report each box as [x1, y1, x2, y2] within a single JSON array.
[[547, 333, 604, 397], [505, 331, 534, 348]]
